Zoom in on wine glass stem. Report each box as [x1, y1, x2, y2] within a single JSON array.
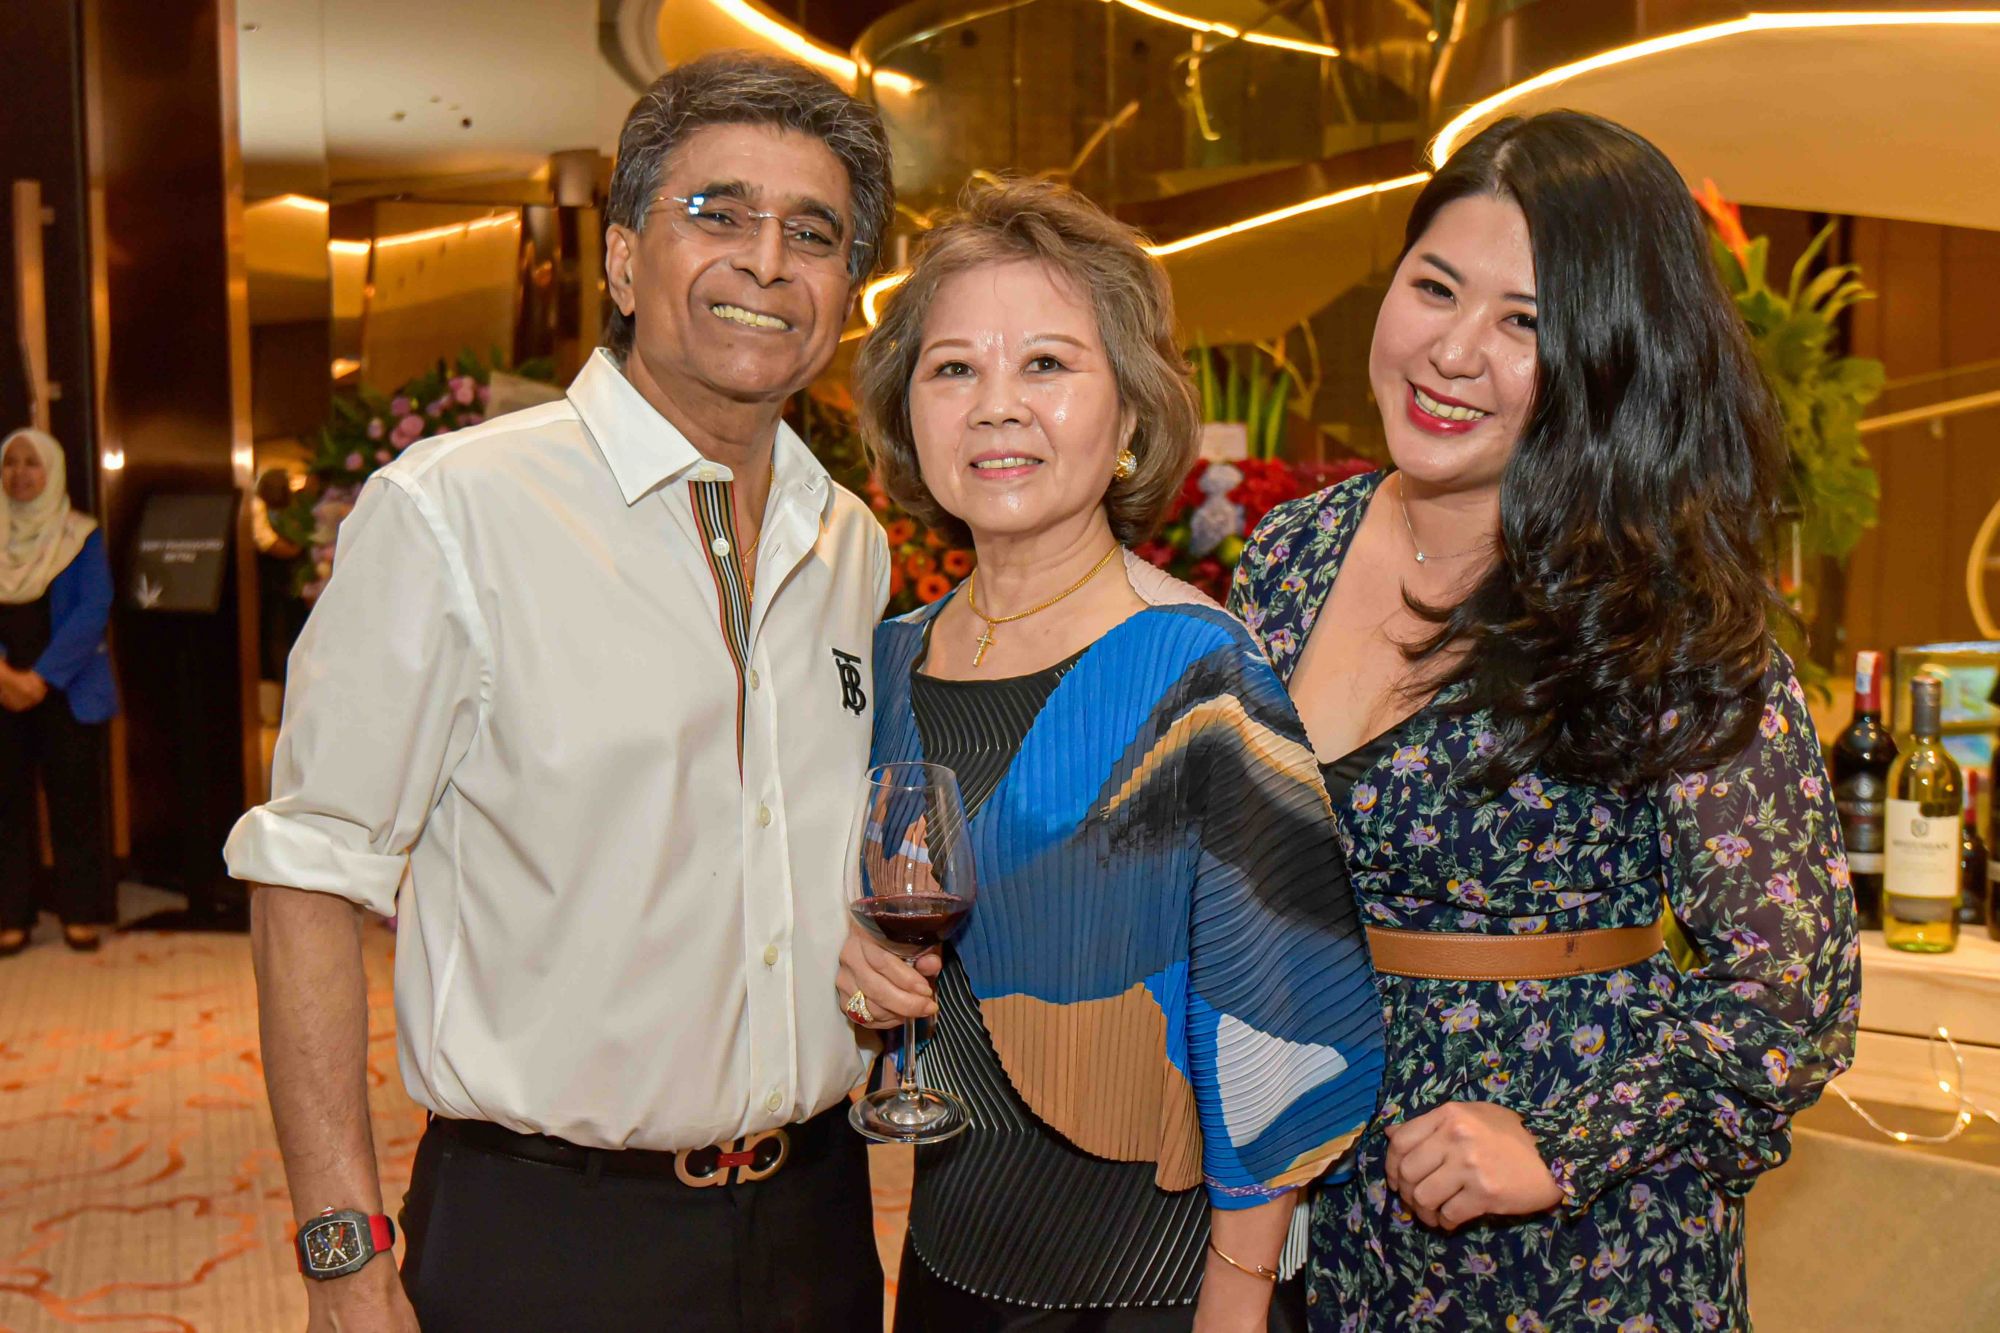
[[898, 1016, 922, 1101]]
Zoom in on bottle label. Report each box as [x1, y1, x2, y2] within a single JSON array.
[[1885, 799, 1960, 900], [1835, 772, 1885, 873]]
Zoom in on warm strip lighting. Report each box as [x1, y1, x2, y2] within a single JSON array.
[[861, 171, 1430, 326], [1145, 172, 1430, 257], [374, 214, 519, 250], [861, 271, 907, 326], [1108, 0, 1340, 58], [326, 214, 519, 258], [708, 0, 919, 94], [1430, 10, 2000, 164], [331, 357, 362, 379], [265, 193, 329, 214]]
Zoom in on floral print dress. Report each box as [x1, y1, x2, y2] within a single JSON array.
[[1227, 473, 1860, 1332]]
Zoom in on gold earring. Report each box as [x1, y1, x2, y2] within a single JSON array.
[[1112, 448, 1137, 481]]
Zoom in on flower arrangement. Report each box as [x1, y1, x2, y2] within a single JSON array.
[[1133, 344, 1373, 600], [1135, 455, 1374, 600], [283, 352, 554, 599]]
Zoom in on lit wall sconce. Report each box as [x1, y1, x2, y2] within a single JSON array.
[[102, 447, 125, 472]]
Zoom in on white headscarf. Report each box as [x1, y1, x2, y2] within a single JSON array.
[[0, 428, 96, 605]]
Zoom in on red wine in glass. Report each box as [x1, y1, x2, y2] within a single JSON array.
[[849, 893, 972, 958], [847, 761, 977, 1145]]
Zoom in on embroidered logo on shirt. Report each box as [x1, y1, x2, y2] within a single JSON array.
[[832, 649, 867, 715]]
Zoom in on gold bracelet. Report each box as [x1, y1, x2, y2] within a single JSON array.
[[1206, 1237, 1279, 1283]]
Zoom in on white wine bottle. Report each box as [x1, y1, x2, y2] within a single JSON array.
[[1884, 673, 1961, 953]]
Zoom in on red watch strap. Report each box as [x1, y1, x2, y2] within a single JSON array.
[[369, 1213, 396, 1253]]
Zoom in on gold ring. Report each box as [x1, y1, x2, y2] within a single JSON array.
[[844, 988, 876, 1025]]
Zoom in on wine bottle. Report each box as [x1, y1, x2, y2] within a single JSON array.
[[1884, 673, 1961, 953], [1960, 770, 1988, 928], [1832, 650, 1895, 930]]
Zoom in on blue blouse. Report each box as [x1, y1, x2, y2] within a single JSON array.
[[0, 530, 118, 724], [872, 593, 1385, 1209]]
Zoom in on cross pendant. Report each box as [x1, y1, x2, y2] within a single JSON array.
[[973, 621, 997, 667]]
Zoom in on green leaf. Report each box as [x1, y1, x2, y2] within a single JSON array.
[[1742, 236, 1770, 292], [1786, 223, 1837, 306]]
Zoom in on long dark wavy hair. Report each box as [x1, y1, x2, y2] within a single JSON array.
[[1405, 111, 1786, 790]]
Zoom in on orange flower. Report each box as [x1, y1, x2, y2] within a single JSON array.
[[941, 548, 974, 578], [916, 572, 952, 604], [905, 551, 936, 578], [889, 564, 906, 599], [885, 517, 916, 546], [924, 528, 946, 550], [1695, 178, 1750, 266]]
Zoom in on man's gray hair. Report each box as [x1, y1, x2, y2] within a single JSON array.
[[603, 51, 895, 357]]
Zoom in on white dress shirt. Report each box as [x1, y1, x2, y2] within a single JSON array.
[[226, 349, 888, 1152]]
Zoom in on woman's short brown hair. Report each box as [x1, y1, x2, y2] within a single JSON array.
[[853, 179, 1200, 548]]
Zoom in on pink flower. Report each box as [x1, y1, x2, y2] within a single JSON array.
[[459, 413, 483, 426], [478, 383, 493, 405], [450, 375, 478, 405], [343, 451, 364, 471], [375, 448, 392, 464], [365, 417, 386, 440], [390, 395, 413, 417], [391, 414, 425, 448], [425, 396, 449, 418]]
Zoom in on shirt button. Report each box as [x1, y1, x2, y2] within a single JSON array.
[[697, 465, 716, 482], [748, 668, 761, 690], [757, 804, 773, 827], [763, 943, 780, 966], [710, 535, 731, 558], [765, 1089, 783, 1114]]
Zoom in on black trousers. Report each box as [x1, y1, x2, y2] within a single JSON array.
[[0, 694, 111, 930], [399, 1108, 884, 1332], [893, 1235, 1310, 1333]]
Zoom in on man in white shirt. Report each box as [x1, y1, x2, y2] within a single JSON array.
[[226, 53, 894, 1332]]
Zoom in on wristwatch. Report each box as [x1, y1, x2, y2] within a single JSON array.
[[295, 1207, 396, 1280]]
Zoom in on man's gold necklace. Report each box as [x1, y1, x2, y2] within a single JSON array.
[[965, 546, 1121, 668]]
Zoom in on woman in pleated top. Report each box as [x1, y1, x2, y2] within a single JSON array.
[[838, 179, 1385, 1332]]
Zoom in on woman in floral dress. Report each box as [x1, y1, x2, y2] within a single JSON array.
[[1228, 111, 1860, 1330]]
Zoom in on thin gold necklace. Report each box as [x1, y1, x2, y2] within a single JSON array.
[[965, 546, 1121, 668], [1396, 473, 1485, 565]]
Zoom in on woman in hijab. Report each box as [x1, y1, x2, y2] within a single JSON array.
[[0, 428, 118, 956]]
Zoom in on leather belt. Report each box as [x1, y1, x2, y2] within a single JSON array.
[[1365, 915, 1667, 982], [428, 1102, 847, 1188]]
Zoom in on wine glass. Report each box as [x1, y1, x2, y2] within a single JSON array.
[[847, 760, 976, 1144]]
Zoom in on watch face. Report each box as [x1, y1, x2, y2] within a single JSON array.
[[304, 1217, 366, 1272]]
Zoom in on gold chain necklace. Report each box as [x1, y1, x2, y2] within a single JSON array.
[[965, 546, 1121, 668]]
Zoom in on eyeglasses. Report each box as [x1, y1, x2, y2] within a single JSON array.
[[650, 194, 865, 269]]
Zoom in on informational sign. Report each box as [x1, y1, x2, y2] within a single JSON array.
[[130, 493, 236, 613], [1199, 421, 1249, 463]]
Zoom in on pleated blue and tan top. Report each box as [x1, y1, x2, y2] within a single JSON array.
[[872, 569, 1385, 1308]]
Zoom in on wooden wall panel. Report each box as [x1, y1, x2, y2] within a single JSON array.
[[1845, 217, 2000, 656]]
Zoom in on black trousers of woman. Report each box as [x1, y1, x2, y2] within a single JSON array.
[[0, 691, 112, 929], [894, 1236, 1310, 1333]]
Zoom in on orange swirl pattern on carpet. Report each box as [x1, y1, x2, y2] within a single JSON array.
[[0, 915, 911, 1331]]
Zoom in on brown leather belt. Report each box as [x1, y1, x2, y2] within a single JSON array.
[[1365, 916, 1667, 982]]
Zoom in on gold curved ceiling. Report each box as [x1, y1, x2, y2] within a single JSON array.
[[1432, 10, 2000, 232]]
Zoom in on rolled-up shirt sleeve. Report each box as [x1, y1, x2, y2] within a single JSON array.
[[224, 474, 490, 916]]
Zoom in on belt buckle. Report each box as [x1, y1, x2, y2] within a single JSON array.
[[673, 1128, 790, 1187]]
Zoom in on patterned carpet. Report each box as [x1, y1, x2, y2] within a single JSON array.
[[0, 893, 912, 1332]]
